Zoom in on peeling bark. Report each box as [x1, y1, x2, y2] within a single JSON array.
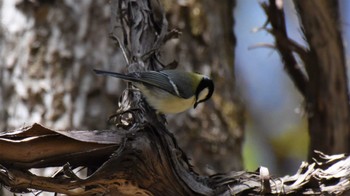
[[0, 124, 350, 195]]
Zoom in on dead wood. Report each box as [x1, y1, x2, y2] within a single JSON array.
[[1, 124, 350, 195], [1, 0, 350, 195]]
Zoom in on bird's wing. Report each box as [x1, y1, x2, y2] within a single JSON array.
[[94, 69, 193, 98], [93, 69, 141, 82], [137, 71, 187, 98], [141, 70, 196, 99], [160, 70, 196, 99]]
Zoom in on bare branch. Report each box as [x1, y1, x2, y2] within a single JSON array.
[[261, 0, 309, 97]]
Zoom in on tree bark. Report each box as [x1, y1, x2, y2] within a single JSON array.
[[0, 0, 243, 176], [1, 124, 350, 195], [1, 0, 350, 195], [263, 0, 350, 161], [164, 0, 244, 174], [0, 0, 120, 131], [293, 0, 350, 159]]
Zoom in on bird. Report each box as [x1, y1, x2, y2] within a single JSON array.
[[93, 69, 214, 114]]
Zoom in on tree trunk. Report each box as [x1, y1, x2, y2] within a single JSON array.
[[164, 0, 244, 174], [0, 0, 244, 175], [294, 0, 350, 159], [0, 0, 120, 131], [1, 0, 350, 195]]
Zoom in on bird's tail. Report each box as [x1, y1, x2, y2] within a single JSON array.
[[93, 69, 139, 82]]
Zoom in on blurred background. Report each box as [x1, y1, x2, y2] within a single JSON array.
[[236, 0, 350, 175], [235, 0, 307, 175], [1, 2, 350, 196]]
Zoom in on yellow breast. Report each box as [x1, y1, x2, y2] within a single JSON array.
[[151, 96, 196, 114], [136, 84, 196, 114]]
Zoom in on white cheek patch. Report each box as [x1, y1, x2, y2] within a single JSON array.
[[198, 88, 209, 102]]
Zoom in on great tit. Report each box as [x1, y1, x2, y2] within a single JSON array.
[[94, 69, 214, 114]]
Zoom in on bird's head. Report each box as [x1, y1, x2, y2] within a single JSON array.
[[194, 76, 214, 108]]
